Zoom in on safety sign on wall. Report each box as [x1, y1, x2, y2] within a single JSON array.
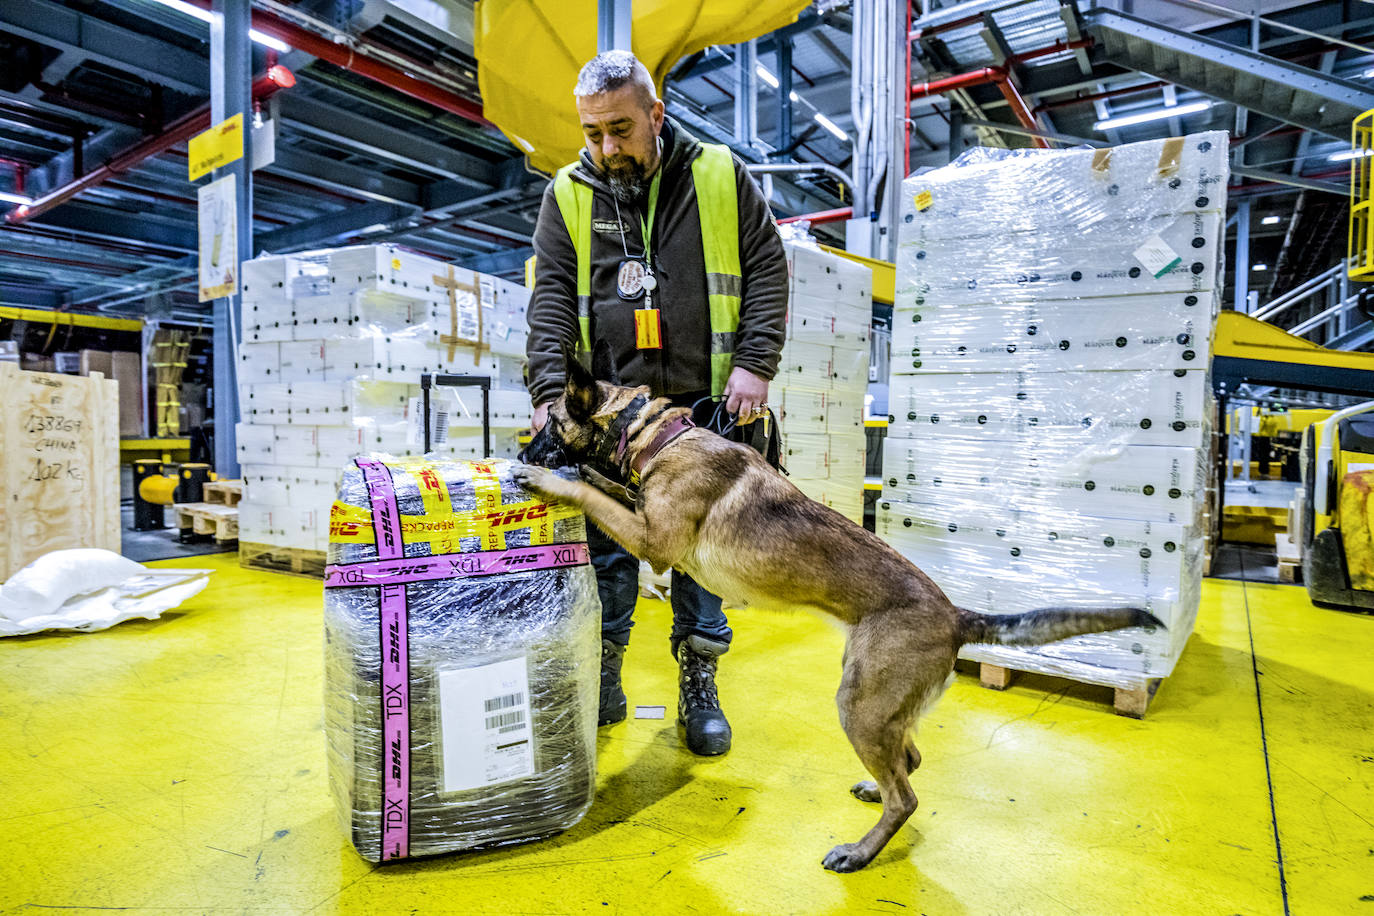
[[198, 174, 238, 301]]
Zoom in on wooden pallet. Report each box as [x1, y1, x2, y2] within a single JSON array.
[[173, 502, 239, 543], [969, 661, 1163, 719], [1275, 531, 1302, 584], [239, 541, 327, 579], [203, 480, 243, 507]]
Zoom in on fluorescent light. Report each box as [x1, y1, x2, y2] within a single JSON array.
[[1364, 67, 1374, 78], [789, 90, 799, 103], [813, 113, 848, 142], [1093, 100, 1212, 132], [755, 65, 778, 89], [1330, 148, 1374, 162], [1252, 263, 1268, 271], [249, 29, 291, 53], [0, 190, 32, 205], [145, 0, 292, 51], [1262, 215, 1280, 225]]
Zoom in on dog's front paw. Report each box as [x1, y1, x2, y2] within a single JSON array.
[[514, 466, 575, 503], [822, 842, 873, 873]]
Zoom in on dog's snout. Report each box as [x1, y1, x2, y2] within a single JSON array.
[[520, 423, 569, 469]]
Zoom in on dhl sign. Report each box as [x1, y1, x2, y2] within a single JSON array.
[[329, 497, 579, 546]]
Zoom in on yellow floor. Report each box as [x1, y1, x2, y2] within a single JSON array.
[[2, 555, 1370, 915]]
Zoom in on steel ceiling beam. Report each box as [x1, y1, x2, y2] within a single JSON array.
[[0, 0, 209, 96], [28, 202, 197, 252], [266, 146, 422, 207], [0, 283, 63, 307], [278, 95, 496, 187]]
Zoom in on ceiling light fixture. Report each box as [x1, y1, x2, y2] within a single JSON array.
[[1329, 148, 1374, 162], [813, 113, 849, 143], [1252, 263, 1268, 271], [144, 0, 292, 52], [1261, 215, 1280, 225], [755, 64, 779, 89], [1093, 100, 1212, 132], [0, 190, 32, 205]]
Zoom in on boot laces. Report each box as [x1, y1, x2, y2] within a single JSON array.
[[679, 648, 720, 710]]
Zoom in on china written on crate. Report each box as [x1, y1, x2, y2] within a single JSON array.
[[878, 132, 1227, 715], [774, 241, 873, 524], [235, 244, 533, 569]]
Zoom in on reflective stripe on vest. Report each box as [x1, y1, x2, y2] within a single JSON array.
[[552, 143, 743, 395], [552, 162, 594, 353]]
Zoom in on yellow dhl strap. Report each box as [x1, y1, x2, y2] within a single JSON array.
[[329, 498, 582, 548]]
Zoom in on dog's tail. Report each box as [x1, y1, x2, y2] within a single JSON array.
[[955, 606, 1163, 648]]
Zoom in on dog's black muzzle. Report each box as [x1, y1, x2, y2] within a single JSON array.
[[519, 422, 570, 468]]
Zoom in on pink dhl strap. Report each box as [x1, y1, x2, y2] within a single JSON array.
[[324, 542, 590, 588], [354, 458, 410, 862]]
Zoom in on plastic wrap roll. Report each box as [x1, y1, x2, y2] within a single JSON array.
[[323, 455, 599, 863]]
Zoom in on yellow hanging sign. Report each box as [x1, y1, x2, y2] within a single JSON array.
[[188, 113, 245, 182]]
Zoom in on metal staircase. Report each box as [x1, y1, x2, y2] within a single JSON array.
[[1084, 8, 1374, 139]]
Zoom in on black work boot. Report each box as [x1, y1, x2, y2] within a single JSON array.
[[675, 635, 732, 756], [599, 639, 628, 726]]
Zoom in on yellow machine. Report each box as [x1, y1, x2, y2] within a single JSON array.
[[1300, 401, 1374, 609]]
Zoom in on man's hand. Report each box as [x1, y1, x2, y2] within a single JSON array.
[[723, 367, 770, 425], [531, 402, 550, 432]]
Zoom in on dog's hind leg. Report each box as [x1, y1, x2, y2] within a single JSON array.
[[851, 734, 920, 804]]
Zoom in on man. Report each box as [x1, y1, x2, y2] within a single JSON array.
[[525, 50, 789, 756]]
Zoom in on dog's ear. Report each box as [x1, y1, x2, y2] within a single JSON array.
[[591, 338, 620, 384], [562, 339, 598, 422]]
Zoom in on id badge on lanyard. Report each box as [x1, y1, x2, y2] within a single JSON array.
[[614, 172, 663, 350]]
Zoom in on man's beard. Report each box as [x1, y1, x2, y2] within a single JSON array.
[[605, 156, 651, 204]]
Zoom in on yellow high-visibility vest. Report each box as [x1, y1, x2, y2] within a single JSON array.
[[552, 143, 742, 395]]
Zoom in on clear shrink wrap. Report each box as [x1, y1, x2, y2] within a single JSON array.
[[323, 456, 599, 862]]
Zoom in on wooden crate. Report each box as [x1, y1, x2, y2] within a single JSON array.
[[965, 660, 1163, 719], [173, 502, 239, 543], [203, 480, 243, 507], [1275, 531, 1302, 584], [239, 541, 327, 578], [0, 364, 120, 580]]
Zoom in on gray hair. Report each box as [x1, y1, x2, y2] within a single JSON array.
[[574, 51, 657, 108]]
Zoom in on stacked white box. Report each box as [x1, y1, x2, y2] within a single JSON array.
[[775, 243, 872, 523], [878, 132, 1226, 690], [237, 244, 532, 555]]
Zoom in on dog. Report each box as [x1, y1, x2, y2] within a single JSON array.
[[515, 346, 1163, 873]]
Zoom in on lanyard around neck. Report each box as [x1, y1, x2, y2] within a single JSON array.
[[613, 168, 662, 267]]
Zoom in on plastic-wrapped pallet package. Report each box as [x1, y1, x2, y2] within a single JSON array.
[[878, 131, 1227, 693], [236, 244, 533, 560], [774, 235, 873, 523], [323, 455, 599, 862]]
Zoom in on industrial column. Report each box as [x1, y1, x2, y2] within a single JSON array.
[[210, 0, 251, 478], [776, 36, 793, 159], [1234, 199, 1250, 313], [597, 0, 631, 53]]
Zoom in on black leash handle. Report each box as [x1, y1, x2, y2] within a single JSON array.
[[421, 373, 491, 455]]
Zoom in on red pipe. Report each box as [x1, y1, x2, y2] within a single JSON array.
[[994, 77, 1050, 149], [910, 67, 1002, 99], [6, 67, 294, 225], [186, 0, 488, 127], [777, 207, 853, 226]]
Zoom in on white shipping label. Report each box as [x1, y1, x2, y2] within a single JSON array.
[[438, 655, 535, 792], [1133, 233, 1183, 279], [406, 396, 450, 447]]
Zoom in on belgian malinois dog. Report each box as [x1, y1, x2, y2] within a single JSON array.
[[516, 347, 1162, 872]]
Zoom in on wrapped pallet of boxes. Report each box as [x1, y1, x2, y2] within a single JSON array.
[[774, 240, 873, 524], [236, 244, 533, 571], [323, 455, 599, 862], [879, 132, 1226, 705]]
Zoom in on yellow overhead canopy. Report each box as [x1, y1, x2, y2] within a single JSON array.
[[474, 0, 810, 175]]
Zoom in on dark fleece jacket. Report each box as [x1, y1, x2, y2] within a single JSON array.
[[525, 117, 789, 407]]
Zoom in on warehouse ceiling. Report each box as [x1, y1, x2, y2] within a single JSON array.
[[1, 0, 1373, 323]]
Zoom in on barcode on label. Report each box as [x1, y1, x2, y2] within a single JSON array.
[[484, 692, 524, 713], [485, 710, 525, 730], [432, 408, 449, 445]]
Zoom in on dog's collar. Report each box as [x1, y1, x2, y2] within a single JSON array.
[[627, 415, 695, 488], [603, 394, 650, 470]]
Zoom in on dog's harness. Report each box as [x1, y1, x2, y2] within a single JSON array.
[[593, 394, 696, 494]]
